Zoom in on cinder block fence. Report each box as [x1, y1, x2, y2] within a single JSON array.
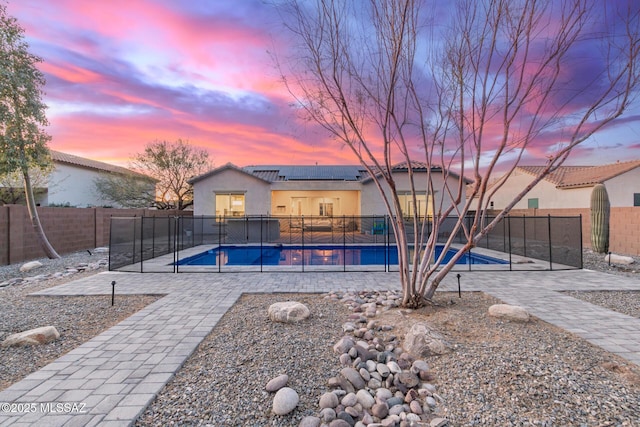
[[0, 205, 192, 266], [507, 208, 640, 256]]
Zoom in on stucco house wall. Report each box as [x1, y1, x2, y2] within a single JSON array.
[[361, 171, 463, 215], [606, 167, 640, 207], [487, 163, 640, 210], [191, 168, 270, 216], [46, 163, 111, 207], [191, 163, 471, 218], [488, 171, 592, 210]]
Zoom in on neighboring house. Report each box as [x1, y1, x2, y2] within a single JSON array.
[[43, 150, 154, 208], [188, 162, 470, 217], [484, 160, 640, 210]]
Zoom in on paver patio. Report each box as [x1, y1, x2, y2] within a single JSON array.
[[0, 269, 638, 426]]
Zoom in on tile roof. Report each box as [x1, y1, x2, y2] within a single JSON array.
[[518, 160, 640, 188], [189, 162, 467, 184], [50, 150, 153, 180], [243, 165, 366, 181]]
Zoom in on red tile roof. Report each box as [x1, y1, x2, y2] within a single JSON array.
[[517, 160, 640, 188]]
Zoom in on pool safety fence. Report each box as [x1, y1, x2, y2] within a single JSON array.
[[108, 214, 583, 273]]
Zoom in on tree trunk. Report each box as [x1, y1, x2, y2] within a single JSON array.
[[23, 169, 60, 259]]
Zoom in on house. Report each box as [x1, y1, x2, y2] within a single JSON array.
[[43, 150, 154, 208], [485, 160, 640, 210], [188, 162, 470, 218]]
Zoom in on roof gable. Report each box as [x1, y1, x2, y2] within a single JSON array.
[[187, 162, 272, 184]]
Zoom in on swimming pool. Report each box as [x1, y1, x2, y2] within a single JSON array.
[[177, 244, 508, 266]]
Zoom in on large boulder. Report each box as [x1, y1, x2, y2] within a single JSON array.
[[488, 304, 530, 322], [604, 253, 635, 265], [268, 301, 310, 323], [404, 322, 451, 358], [19, 261, 43, 272], [2, 326, 60, 347]]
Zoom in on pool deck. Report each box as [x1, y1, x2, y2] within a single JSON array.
[[0, 269, 639, 426]]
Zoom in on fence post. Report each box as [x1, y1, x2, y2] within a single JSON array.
[[108, 217, 113, 271], [579, 214, 583, 269], [508, 216, 512, 271], [385, 215, 389, 273], [140, 217, 144, 273], [260, 214, 263, 273], [218, 216, 222, 273], [343, 215, 346, 272], [548, 214, 553, 271], [301, 216, 305, 273], [172, 217, 177, 273], [523, 214, 527, 258]]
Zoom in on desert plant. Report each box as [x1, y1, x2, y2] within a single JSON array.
[[590, 184, 610, 253]]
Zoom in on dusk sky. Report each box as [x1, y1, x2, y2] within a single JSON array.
[[7, 0, 640, 170]]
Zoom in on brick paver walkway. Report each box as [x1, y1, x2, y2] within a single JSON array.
[[0, 269, 638, 426]]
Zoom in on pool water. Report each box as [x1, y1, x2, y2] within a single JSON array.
[[177, 245, 507, 266]]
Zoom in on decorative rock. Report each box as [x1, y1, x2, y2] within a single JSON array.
[[19, 261, 43, 272], [1, 326, 60, 347], [488, 304, 530, 322], [430, 417, 449, 427], [382, 414, 400, 426], [337, 411, 355, 426], [396, 372, 419, 388], [340, 353, 352, 366], [268, 301, 310, 323], [272, 387, 299, 415], [356, 389, 375, 409], [343, 322, 356, 332], [371, 402, 389, 419], [320, 392, 340, 409], [329, 419, 351, 427], [387, 361, 401, 374], [426, 396, 437, 407], [403, 322, 451, 357], [341, 392, 358, 407], [321, 407, 337, 422], [376, 363, 390, 378], [386, 397, 404, 408], [376, 388, 393, 400], [299, 416, 321, 427], [341, 367, 366, 390], [409, 400, 423, 414], [411, 360, 429, 374], [334, 336, 355, 354], [604, 253, 635, 265], [266, 374, 289, 392], [359, 368, 371, 382]]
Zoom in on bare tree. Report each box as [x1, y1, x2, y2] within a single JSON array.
[[279, 0, 640, 307], [0, 2, 60, 259], [132, 139, 212, 210], [93, 173, 156, 208]]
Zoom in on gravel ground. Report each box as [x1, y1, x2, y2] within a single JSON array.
[[1, 248, 639, 426], [136, 291, 640, 427], [567, 249, 640, 318], [0, 250, 162, 391]]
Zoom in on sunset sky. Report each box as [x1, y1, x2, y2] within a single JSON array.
[[7, 0, 640, 171]]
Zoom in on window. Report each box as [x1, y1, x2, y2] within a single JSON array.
[[528, 198, 539, 209], [634, 193, 640, 207], [397, 192, 432, 218], [319, 202, 333, 216], [215, 193, 245, 217]]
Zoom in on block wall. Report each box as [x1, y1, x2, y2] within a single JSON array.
[[0, 206, 192, 265]]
